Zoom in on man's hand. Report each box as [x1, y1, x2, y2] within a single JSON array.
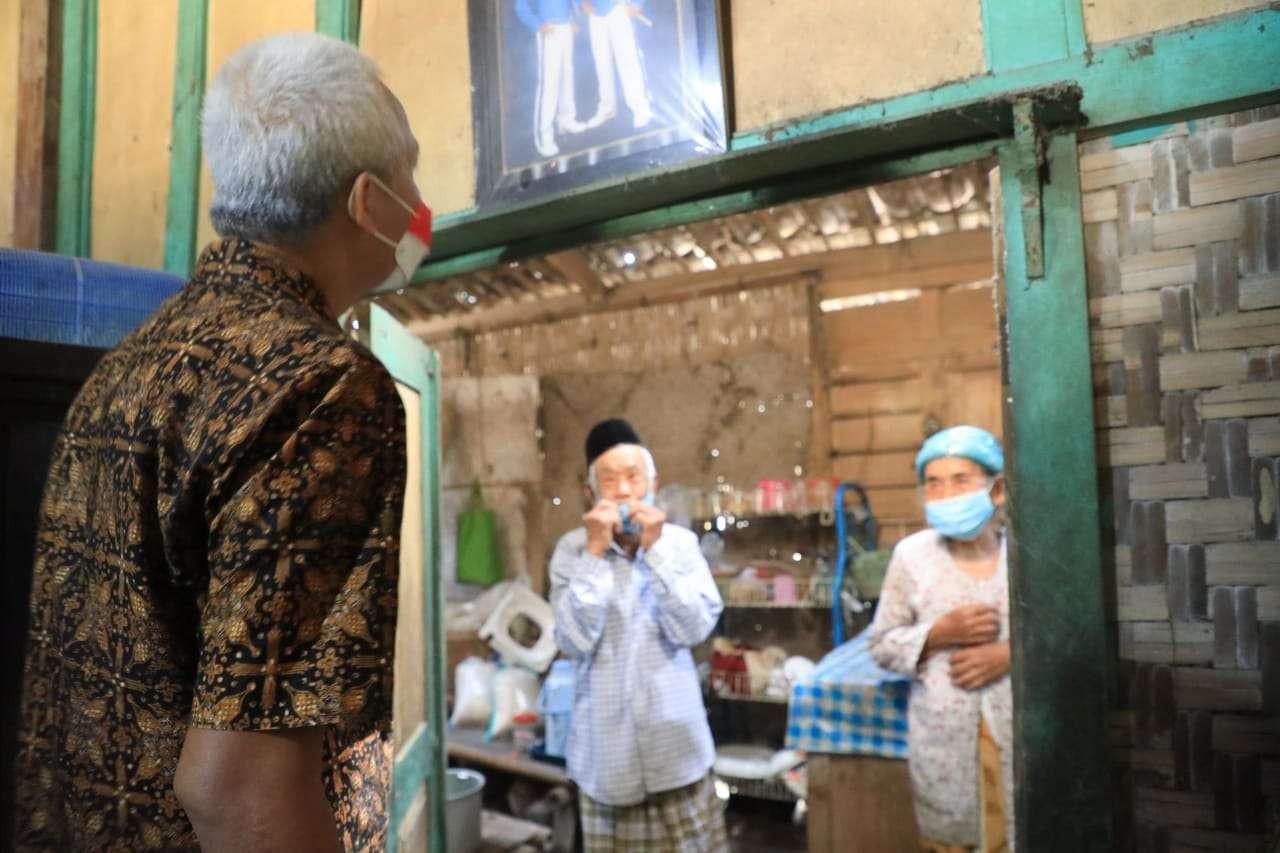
[[629, 502, 667, 551], [625, 2, 642, 17], [584, 500, 620, 557], [539, 22, 554, 34], [582, 1, 594, 13], [949, 641, 1010, 690]]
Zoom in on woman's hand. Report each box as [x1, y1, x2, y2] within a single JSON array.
[[930, 604, 999, 648], [949, 641, 1010, 690]]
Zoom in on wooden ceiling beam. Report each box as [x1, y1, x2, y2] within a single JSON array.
[[407, 228, 992, 341], [542, 250, 605, 299]]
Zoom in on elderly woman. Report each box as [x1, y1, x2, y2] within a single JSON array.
[[16, 33, 425, 852], [868, 426, 1013, 853]]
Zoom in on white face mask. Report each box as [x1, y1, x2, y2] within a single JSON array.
[[350, 173, 432, 291]]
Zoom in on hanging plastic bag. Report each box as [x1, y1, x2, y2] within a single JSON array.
[[456, 480, 503, 587]]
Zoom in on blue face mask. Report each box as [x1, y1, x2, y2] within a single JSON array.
[[925, 485, 996, 541], [617, 491, 654, 535]]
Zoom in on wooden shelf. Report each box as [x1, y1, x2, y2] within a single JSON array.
[[709, 691, 790, 705], [447, 727, 570, 787], [722, 600, 832, 610]]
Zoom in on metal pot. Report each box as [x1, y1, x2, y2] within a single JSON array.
[[446, 768, 485, 853]]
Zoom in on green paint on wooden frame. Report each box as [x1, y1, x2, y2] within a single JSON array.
[[981, 0, 1086, 73], [55, 0, 97, 258], [315, 0, 361, 44], [371, 304, 447, 853], [397, 137, 1004, 288], [163, 0, 210, 277], [414, 7, 1279, 274], [998, 132, 1110, 851]]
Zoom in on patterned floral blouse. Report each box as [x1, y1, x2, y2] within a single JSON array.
[[867, 529, 1014, 849], [15, 239, 406, 852]]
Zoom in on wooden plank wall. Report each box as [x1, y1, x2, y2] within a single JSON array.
[[1083, 106, 1280, 852], [0, 0, 20, 246], [818, 228, 999, 545], [91, 1, 177, 268]]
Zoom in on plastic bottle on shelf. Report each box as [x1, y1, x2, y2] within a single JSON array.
[[512, 711, 538, 753]]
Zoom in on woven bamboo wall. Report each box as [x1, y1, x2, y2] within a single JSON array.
[[1083, 107, 1280, 851]]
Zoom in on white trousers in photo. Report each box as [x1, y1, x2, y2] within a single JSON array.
[[535, 23, 578, 142], [588, 6, 650, 119]]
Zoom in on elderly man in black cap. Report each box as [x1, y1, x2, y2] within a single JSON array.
[[549, 419, 727, 851]]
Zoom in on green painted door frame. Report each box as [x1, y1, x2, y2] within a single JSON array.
[[163, 0, 210, 277], [370, 303, 448, 853], [55, 0, 96, 258], [316, 0, 361, 44], [998, 131, 1110, 850]]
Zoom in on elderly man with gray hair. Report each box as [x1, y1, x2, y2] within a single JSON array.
[[15, 33, 424, 852], [550, 418, 727, 851]]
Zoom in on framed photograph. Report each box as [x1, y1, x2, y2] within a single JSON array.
[[469, 0, 728, 207]]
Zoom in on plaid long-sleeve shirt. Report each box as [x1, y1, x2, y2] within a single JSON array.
[[549, 524, 722, 806]]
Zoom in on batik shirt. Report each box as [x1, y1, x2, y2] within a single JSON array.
[[15, 239, 406, 852], [549, 524, 723, 807], [867, 529, 1014, 849]]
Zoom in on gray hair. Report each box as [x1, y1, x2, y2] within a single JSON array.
[[588, 445, 657, 496], [201, 32, 417, 245]]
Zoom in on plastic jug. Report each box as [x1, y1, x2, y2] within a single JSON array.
[[538, 659, 575, 759], [478, 584, 559, 673]]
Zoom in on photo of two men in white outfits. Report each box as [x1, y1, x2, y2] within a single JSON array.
[[472, 0, 725, 205], [515, 0, 654, 159]]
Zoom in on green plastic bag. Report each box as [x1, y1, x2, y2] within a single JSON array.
[[456, 481, 503, 587]]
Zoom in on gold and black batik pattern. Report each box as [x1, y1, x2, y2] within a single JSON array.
[[15, 239, 406, 852]]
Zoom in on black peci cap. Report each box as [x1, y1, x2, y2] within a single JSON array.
[[585, 418, 642, 466]]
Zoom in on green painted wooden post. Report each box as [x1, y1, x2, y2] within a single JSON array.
[[370, 304, 447, 853], [998, 132, 1110, 850], [315, 0, 361, 44], [163, 0, 210, 277], [55, 0, 97, 257]]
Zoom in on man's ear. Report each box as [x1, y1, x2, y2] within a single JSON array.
[[347, 172, 372, 228]]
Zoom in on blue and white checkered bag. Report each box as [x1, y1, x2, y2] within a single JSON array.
[[785, 628, 910, 759]]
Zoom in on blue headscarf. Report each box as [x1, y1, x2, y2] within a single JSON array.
[[914, 425, 1004, 483]]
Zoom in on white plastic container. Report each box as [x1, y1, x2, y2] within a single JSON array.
[[478, 584, 558, 673]]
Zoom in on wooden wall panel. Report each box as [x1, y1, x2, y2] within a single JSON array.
[[362, 0, 474, 216], [823, 298, 921, 362], [91, 0, 178, 268], [1083, 1, 1266, 45], [831, 413, 925, 454], [822, 236, 1000, 535], [730, 0, 985, 130], [196, 0, 316, 253], [946, 368, 1003, 436], [0, 0, 19, 246]]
